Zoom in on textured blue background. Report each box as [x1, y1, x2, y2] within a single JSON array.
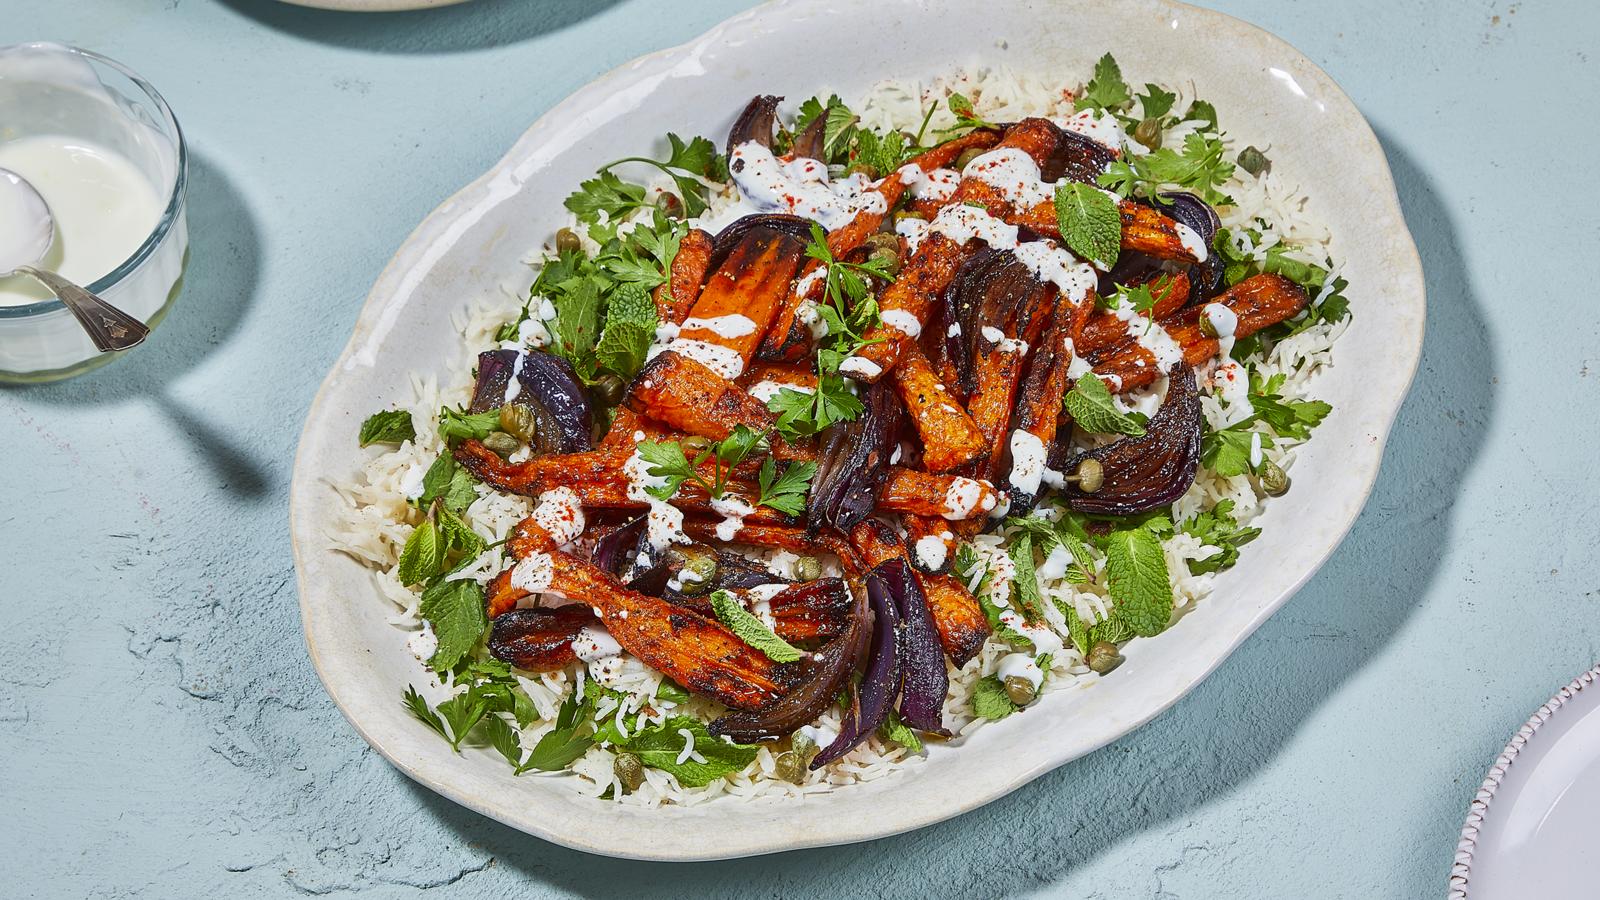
[[3, 0, 1597, 896]]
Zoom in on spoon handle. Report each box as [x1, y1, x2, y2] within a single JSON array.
[[16, 265, 150, 352]]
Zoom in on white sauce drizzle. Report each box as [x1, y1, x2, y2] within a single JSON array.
[[1174, 221, 1210, 263], [941, 477, 987, 520], [838, 355, 883, 380], [666, 338, 746, 379], [681, 314, 758, 339], [1008, 430, 1047, 497], [898, 163, 961, 202], [531, 486, 585, 547], [572, 627, 623, 662], [510, 552, 555, 593], [914, 535, 949, 571], [703, 142, 887, 232], [881, 308, 922, 338], [709, 494, 756, 543], [996, 652, 1043, 690], [623, 449, 691, 551]]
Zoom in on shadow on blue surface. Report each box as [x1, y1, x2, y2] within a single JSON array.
[[11, 152, 272, 499], [396, 132, 1494, 896], [215, 0, 626, 54]]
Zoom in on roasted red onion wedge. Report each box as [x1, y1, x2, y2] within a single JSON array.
[[710, 578, 870, 744], [1061, 365, 1202, 515], [809, 380, 904, 534], [726, 94, 781, 157], [811, 563, 904, 768], [468, 349, 594, 455], [874, 558, 948, 735], [488, 606, 601, 672]]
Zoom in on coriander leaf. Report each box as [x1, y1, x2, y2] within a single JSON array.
[[1099, 131, 1235, 206], [717, 424, 767, 468], [709, 590, 803, 663], [1077, 53, 1130, 113], [1104, 525, 1173, 637], [1179, 499, 1261, 574], [397, 519, 444, 586], [880, 710, 923, 752], [607, 716, 758, 788], [1054, 182, 1121, 269], [436, 690, 491, 752], [946, 92, 998, 132], [1183, 99, 1218, 131], [1201, 424, 1267, 477], [664, 132, 717, 177], [757, 458, 815, 516], [1064, 375, 1147, 436], [972, 675, 1018, 720], [359, 410, 415, 447], [767, 376, 863, 442], [563, 170, 647, 225], [402, 685, 452, 743], [635, 440, 695, 500], [1247, 369, 1332, 440], [480, 713, 525, 769], [521, 722, 595, 772], [438, 406, 501, 445], [854, 127, 913, 176], [1136, 83, 1177, 120], [417, 578, 488, 672]]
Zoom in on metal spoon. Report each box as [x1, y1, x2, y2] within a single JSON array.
[[0, 166, 149, 352]]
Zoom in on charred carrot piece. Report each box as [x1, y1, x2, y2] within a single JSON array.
[[904, 514, 957, 575], [917, 570, 990, 666], [877, 467, 1002, 521], [839, 232, 968, 382], [1084, 273, 1310, 393], [626, 350, 808, 460], [891, 341, 985, 473], [599, 407, 671, 450], [1077, 271, 1189, 352], [652, 227, 713, 325], [1006, 195, 1203, 263], [674, 226, 806, 374]]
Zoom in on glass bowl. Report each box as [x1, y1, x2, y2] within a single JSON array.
[[0, 42, 188, 383]]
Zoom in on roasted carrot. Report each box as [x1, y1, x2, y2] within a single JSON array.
[[877, 467, 1001, 520], [652, 227, 713, 325], [675, 225, 806, 373], [903, 514, 957, 575], [917, 570, 990, 666], [837, 231, 968, 382], [891, 341, 985, 472], [626, 350, 810, 459]]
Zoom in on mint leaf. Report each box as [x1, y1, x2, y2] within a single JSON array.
[[547, 277, 602, 369], [397, 519, 444, 586], [436, 504, 486, 559], [1202, 425, 1268, 477], [607, 716, 758, 787], [880, 710, 923, 752], [1054, 182, 1120, 269], [1104, 525, 1172, 637], [1008, 533, 1047, 621], [1077, 53, 1130, 112], [1063, 375, 1146, 436], [417, 578, 488, 672], [418, 454, 478, 514], [710, 590, 803, 663], [972, 676, 1018, 720], [359, 410, 415, 447]]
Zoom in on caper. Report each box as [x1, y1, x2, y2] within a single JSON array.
[[864, 232, 900, 254], [1258, 459, 1290, 496], [893, 209, 926, 223], [613, 752, 645, 793], [482, 431, 521, 457], [681, 434, 712, 458], [654, 191, 684, 219], [1004, 675, 1038, 706], [555, 227, 582, 255], [499, 403, 537, 443], [676, 548, 718, 595], [869, 246, 901, 276], [1087, 640, 1123, 675], [792, 555, 823, 582], [1198, 314, 1219, 340], [773, 750, 807, 784], [1237, 145, 1271, 177], [790, 731, 818, 763], [593, 373, 626, 407], [1072, 457, 1105, 494], [846, 162, 880, 180], [1132, 117, 1163, 151], [955, 147, 985, 170]]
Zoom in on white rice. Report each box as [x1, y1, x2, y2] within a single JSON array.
[[329, 66, 1343, 805]]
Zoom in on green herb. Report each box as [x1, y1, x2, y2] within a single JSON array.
[[853, 126, 914, 175], [972, 675, 1019, 720], [359, 410, 415, 447], [436, 504, 486, 559], [417, 577, 489, 672], [636, 425, 771, 503], [418, 453, 478, 514], [592, 282, 659, 380], [1103, 523, 1173, 637], [438, 406, 502, 445], [563, 170, 648, 224], [944, 92, 999, 134], [1201, 368, 1331, 476], [1076, 53, 1131, 113], [434, 689, 494, 753], [1134, 83, 1178, 121], [1005, 514, 1096, 584], [792, 95, 859, 165], [767, 374, 865, 441], [567, 133, 720, 221], [1063, 375, 1147, 436], [604, 716, 759, 787], [397, 519, 445, 587], [756, 457, 816, 516], [1100, 131, 1236, 206], [880, 711, 924, 752], [1061, 603, 1135, 657], [1183, 99, 1218, 131], [1179, 499, 1261, 574], [653, 680, 691, 705], [402, 685, 452, 743], [1008, 533, 1047, 621], [593, 210, 685, 287], [709, 590, 803, 663], [1053, 182, 1121, 269]]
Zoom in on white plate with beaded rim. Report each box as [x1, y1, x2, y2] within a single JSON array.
[[1450, 665, 1600, 899], [288, 0, 1427, 860]]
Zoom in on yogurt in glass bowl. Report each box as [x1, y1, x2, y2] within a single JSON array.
[[0, 43, 188, 383]]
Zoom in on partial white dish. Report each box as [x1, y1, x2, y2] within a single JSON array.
[[277, 0, 469, 11], [1451, 664, 1600, 900], [290, 0, 1425, 860]]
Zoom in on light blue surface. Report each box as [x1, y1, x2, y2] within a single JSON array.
[[3, 0, 1596, 896]]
